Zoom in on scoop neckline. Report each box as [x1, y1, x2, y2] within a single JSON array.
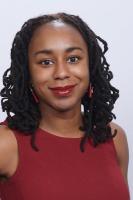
[[38, 127, 84, 140]]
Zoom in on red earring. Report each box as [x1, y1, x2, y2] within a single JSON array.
[[30, 87, 39, 103], [88, 83, 93, 98]]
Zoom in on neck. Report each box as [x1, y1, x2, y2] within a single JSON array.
[[39, 104, 84, 138]]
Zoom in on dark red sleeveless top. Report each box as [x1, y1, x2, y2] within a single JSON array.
[[0, 126, 130, 200]]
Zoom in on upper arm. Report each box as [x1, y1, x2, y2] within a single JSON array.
[[0, 125, 17, 176], [110, 122, 129, 184]]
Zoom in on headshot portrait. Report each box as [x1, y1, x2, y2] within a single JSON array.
[[0, 1, 132, 199]]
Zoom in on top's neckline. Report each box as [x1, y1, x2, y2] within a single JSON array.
[[38, 127, 84, 140]]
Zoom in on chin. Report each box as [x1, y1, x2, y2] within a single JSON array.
[[54, 106, 74, 112], [53, 102, 81, 113]]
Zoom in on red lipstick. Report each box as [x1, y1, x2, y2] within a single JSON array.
[[50, 84, 76, 90], [49, 84, 76, 97]]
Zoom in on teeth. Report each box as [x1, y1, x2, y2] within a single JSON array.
[[58, 90, 69, 94]]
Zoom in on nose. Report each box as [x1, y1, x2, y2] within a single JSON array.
[[53, 60, 70, 80]]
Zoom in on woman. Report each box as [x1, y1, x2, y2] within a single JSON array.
[[0, 12, 130, 199]]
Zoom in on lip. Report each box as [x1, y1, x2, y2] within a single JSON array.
[[50, 84, 76, 91], [49, 84, 77, 97], [49, 84, 77, 91]]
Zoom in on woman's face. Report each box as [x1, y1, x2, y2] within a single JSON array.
[[28, 21, 89, 112]]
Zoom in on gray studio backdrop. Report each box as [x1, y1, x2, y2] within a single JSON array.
[[0, 0, 133, 198]]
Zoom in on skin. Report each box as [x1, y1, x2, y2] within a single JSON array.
[[28, 21, 89, 137], [0, 22, 129, 189]]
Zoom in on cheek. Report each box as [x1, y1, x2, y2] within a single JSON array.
[[71, 62, 89, 82], [82, 60, 89, 81], [77, 62, 90, 89], [29, 67, 50, 86]]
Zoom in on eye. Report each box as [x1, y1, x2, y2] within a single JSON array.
[[39, 59, 54, 66], [67, 56, 81, 64]]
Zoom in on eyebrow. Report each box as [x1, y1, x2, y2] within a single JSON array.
[[33, 47, 84, 56]]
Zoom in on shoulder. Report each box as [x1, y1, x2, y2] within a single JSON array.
[[0, 125, 18, 177], [109, 122, 129, 183]]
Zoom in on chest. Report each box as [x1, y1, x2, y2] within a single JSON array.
[[0, 138, 129, 200]]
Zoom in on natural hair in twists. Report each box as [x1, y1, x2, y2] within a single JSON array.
[[0, 13, 119, 152]]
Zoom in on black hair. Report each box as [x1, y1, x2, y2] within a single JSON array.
[[0, 12, 119, 152]]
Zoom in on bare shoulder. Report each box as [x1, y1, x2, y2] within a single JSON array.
[[0, 125, 18, 176], [110, 122, 129, 183], [110, 122, 128, 148]]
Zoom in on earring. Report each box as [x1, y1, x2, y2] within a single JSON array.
[[30, 87, 39, 103], [88, 83, 93, 98]]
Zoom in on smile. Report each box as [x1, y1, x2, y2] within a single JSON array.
[[50, 85, 76, 97]]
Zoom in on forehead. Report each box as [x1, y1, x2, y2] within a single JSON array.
[[29, 21, 88, 51]]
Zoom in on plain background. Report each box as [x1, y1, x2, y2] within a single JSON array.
[[0, 0, 132, 198]]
